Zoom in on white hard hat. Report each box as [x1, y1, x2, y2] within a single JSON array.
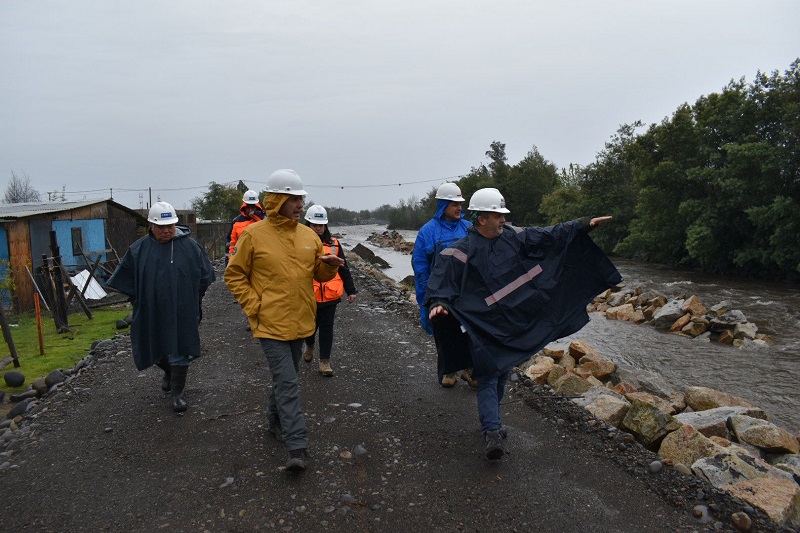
[[468, 188, 510, 213], [266, 169, 307, 195], [242, 189, 260, 204], [148, 201, 179, 225], [304, 204, 329, 225], [435, 182, 464, 201]]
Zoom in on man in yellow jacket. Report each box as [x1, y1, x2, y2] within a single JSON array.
[[225, 169, 344, 472]]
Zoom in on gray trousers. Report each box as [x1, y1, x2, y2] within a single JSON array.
[[259, 338, 308, 451]]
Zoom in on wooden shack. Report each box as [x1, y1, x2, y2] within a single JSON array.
[[0, 199, 147, 312]]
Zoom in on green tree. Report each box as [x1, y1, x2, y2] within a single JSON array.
[[503, 146, 559, 226], [485, 140, 509, 189], [191, 182, 245, 221]]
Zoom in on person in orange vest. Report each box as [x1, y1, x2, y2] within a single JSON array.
[[302, 205, 357, 376], [226, 189, 265, 264]]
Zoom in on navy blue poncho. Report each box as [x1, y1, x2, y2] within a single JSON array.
[[107, 226, 215, 370], [425, 220, 621, 379]]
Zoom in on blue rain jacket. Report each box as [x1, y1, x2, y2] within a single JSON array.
[[411, 199, 471, 334], [425, 220, 622, 379], [107, 226, 216, 370]]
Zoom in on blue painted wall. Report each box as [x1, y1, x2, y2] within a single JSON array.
[[0, 226, 9, 308], [52, 219, 107, 269]]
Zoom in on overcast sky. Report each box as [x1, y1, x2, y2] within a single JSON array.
[[1, 1, 798, 213]]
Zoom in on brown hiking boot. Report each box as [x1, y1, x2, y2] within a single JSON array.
[[303, 344, 314, 363], [460, 368, 478, 389], [319, 360, 334, 376], [440, 373, 457, 387]]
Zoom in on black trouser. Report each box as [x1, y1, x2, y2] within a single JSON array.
[[432, 312, 473, 381], [306, 302, 338, 360]]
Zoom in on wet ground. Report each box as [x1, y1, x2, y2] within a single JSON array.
[[0, 261, 780, 532]]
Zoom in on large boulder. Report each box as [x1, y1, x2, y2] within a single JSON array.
[[567, 340, 601, 362], [681, 317, 709, 337], [7, 398, 33, 419], [709, 309, 747, 332], [624, 391, 677, 416], [669, 313, 691, 332], [708, 300, 732, 317], [3, 370, 25, 388], [653, 299, 686, 329], [681, 295, 707, 317], [728, 415, 800, 454], [768, 454, 800, 478], [621, 399, 682, 449], [684, 386, 756, 411], [692, 449, 794, 488], [351, 243, 391, 268], [546, 365, 567, 387], [615, 366, 674, 398], [578, 392, 630, 428], [576, 358, 616, 381], [524, 356, 555, 385], [552, 373, 593, 396], [606, 304, 645, 323], [541, 346, 564, 360], [658, 425, 726, 468], [44, 370, 66, 388], [674, 406, 768, 439], [723, 477, 800, 528], [734, 321, 758, 340]]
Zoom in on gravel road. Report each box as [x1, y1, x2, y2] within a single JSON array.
[[0, 261, 779, 532]]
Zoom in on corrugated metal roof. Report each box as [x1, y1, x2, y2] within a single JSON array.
[[0, 199, 110, 219]]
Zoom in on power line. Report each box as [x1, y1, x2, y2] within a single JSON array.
[[45, 175, 465, 198]]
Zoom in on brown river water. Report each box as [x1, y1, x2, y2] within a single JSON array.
[[569, 258, 800, 433], [338, 226, 800, 433]]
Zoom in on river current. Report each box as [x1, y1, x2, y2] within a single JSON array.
[[334, 224, 800, 432]]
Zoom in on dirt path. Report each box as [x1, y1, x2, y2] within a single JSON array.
[[0, 263, 773, 532]]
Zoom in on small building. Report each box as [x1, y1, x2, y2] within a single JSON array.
[[0, 199, 148, 312]]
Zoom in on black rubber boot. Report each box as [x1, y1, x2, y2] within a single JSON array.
[[155, 362, 171, 392], [170, 365, 189, 413]]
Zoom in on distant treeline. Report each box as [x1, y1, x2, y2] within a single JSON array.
[[193, 60, 799, 279], [385, 59, 800, 280]]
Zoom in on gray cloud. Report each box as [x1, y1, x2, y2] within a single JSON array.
[[1, 0, 798, 211]]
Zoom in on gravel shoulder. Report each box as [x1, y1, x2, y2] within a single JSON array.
[[0, 261, 780, 532]]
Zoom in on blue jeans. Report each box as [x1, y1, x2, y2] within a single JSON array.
[[477, 370, 509, 438], [259, 338, 308, 450]]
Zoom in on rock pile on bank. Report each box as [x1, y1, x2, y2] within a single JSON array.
[[366, 230, 414, 254], [520, 339, 800, 528], [591, 287, 772, 347]]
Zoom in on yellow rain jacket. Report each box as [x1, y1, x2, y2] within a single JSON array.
[[224, 194, 339, 340]]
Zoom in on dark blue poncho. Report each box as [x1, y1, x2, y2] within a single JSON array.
[[425, 220, 621, 379], [107, 226, 215, 370]]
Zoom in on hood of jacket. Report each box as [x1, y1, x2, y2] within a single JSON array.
[[262, 193, 300, 230], [434, 199, 466, 229], [239, 201, 265, 219], [148, 224, 191, 240]]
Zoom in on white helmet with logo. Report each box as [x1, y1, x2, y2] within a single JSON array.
[[435, 182, 464, 201], [468, 188, 510, 213], [148, 201, 179, 225], [242, 189, 260, 204], [266, 169, 307, 195], [304, 205, 329, 225]]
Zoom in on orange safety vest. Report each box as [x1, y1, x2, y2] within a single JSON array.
[[314, 238, 345, 303]]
